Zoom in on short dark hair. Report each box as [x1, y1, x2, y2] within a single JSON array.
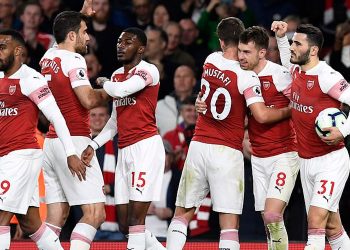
[[217, 17, 245, 46], [239, 26, 269, 50], [0, 29, 26, 47], [146, 26, 168, 45], [296, 24, 324, 50], [53, 11, 89, 44], [123, 27, 147, 46]]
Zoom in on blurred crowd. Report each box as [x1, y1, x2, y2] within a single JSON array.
[[7, 0, 350, 242]]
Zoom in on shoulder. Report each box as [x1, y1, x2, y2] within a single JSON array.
[[135, 60, 160, 85], [16, 65, 47, 94], [316, 61, 344, 84], [137, 61, 159, 77], [204, 52, 222, 64]]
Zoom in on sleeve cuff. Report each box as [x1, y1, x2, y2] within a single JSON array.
[[89, 139, 100, 150]]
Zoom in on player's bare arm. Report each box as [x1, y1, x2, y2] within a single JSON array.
[[73, 85, 111, 110], [249, 102, 291, 124]]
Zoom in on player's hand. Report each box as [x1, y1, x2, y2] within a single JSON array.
[[320, 127, 344, 145], [195, 92, 207, 113], [80, 0, 95, 16], [81, 145, 94, 166], [96, 77, 109, 87], [271, 21, 288, 38], [67, 155, 87, 181]]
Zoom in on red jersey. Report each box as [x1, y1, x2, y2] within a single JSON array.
[[290, 61, 347, 158], [248, 61, 297, 157], [111, 60, 160, 148], [0, 65, 53, 156], [40, 48, 91, 138], [193, 52, 264, 151]]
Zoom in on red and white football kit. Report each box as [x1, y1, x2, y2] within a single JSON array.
[[90, 60, 165, 203], [40, 48, 105, 206], [278, 35, 350, 212], [0, 64, 75, 214], [249, 60, 299, 211], [176, 52, 264, 214]]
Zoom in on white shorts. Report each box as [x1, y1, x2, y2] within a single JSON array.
[[115, 135, 165, 204], [0, 149, 41, 214], [176, 141, 244, 214], [251, 151, 300, 211], [300, 148, 350, 213], [43, 136, 105, 206]]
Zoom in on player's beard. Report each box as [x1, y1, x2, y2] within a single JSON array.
[[75, 36, 88, 55], [0, 54, 14, 72], [290, 48, 310, 66]]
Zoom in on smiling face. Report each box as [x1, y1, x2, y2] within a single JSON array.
[[117, 32, 143, 64], [289, 32, 311, 66]]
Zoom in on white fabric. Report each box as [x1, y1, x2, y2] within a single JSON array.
[[155, 95, 183, 136], [0, 226, 10, 249], [115, 135, 165, 204], [328, 231, 350, 249], [30, 224, 64, 250], [251, 151, 300, 211], [0, 149, 41, 214], [300, 148, 350, 213], [219, 240, 240, 250], [70, 223, 96, 250], [13, 64, 76, 156], [176, 141, 244, 214], [258, 60, 292, 93], [43, 136, 105, 205], [145, 229, 165, 250], [127, 232, 145, 250], [166, 220, 188, 250], [276, 35, 293, 70], [39, 99, 76, 156], [40, 48, 90, 88], [89, 102, 117, 150], [103, 76, 146, 99]]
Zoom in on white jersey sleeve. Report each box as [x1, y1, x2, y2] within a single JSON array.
[[103, 61, 160, 98], [89, 101, 118, 150], [61, 53, 90, 88], [273, 64, 293, 99], [276, 35, 294, 71], [18, 66, 76, 156], [237, 69, 264, 106], [316, 63, 350, 137]]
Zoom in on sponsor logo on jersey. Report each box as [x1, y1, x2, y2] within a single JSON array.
[[38, 86, 51, 100], [115, 96, 136, 107], [339, 79, 349, 92], [0, 107, 18, 116], [262, 81, 270, 90], [135, 70, 148, 82], [76, 69, 87, 80], [252, 86, 262, 96], [9, 85, 16, 95], [306, 80, 314, 90], [291, 91, 314, 113]]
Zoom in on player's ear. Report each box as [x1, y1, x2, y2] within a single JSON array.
[[138, 45, 145, 54], [310, 45, 319, 56], [14, 46, 23, 57], [259, 48, 267, 59]]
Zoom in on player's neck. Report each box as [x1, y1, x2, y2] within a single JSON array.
[[57, 42, 75, 53], [222, 47, 238, 61], [5, 63, 21, 77], [300, 57, 319, 72], [253, 58, 267, 74], [123, 58, 142, 72]]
